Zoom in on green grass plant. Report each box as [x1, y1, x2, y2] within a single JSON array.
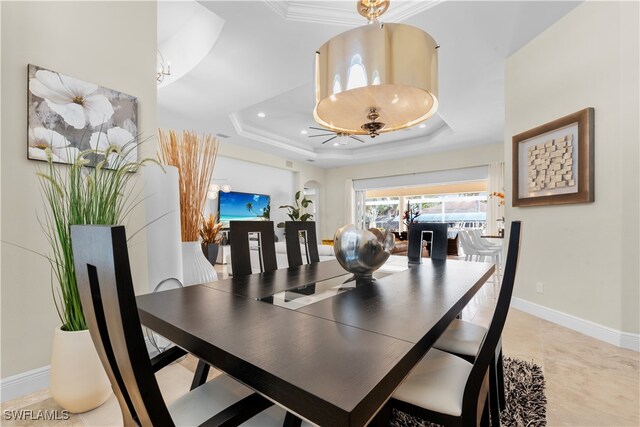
[[37, 141, 153, 331]]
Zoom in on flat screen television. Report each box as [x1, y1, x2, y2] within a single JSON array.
[[218, 191, 270, 228]]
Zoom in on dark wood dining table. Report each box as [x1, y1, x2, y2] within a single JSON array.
[[137, 258, 494, 427]]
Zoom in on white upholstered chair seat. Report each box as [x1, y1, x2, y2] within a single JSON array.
[[169, 374, 288, 426], [169, 374, 317, 426], [433, 319, 487, 357], [392, 348, 472, 417]]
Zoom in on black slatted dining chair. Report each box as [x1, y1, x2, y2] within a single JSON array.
[[377, 221, 521, 427], [408, 222, 448, 263], [284, 221, 320, 267], [229, 220, 278, 277], [192, 221, 279, 390], [71, 225, 283, 427], [432, 225, 522, 423]]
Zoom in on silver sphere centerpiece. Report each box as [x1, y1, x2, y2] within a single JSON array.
[[333, 225, 395, 280]]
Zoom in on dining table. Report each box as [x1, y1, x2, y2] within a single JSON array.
[[137, 256, 495, 427]]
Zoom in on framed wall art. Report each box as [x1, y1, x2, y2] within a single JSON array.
[[512, 108, 594, 207], [27, 64, 138, 167]]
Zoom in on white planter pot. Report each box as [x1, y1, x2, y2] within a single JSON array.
[[50, 327, 111, 413], [181, 241, 218, 286]]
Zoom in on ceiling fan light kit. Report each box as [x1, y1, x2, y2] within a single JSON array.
[[313, 0, 439, 138], [308, 126, 366, 145]]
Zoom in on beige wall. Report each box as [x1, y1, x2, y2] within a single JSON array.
[[1, 1, 157, 378], [322, 143, 504, 238], [505, 1, 639, 333]]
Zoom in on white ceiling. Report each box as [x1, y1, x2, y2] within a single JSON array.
[[157, 0, 580, 168]]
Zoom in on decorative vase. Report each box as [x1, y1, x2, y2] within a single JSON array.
[[201, 242, 220, 267], [333, 224, 394, 280], [143, 165, 184, 292], [50, 327, 111, 413], [182, 241, 217, 286]]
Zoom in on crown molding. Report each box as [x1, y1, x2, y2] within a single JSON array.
[[230, 109, 451, 165], [263, 0, 289, 20], [230, 113, 318, 158], [385, 0, 442, 22], [263, 0, 442, 27]]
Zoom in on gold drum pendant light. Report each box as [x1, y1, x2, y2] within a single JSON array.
[[314, 0, 438, 138]]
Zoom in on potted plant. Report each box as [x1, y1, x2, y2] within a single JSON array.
[[199, 213, 223, 266], [276, 190, 313, 228], [38, 141, 150, 413], [403, 202, 420, 227]]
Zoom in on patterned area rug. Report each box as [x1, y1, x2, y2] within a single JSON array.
[[391, 357, 547, 427]]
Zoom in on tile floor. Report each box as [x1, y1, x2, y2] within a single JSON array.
[[1, 268, 638, 426]]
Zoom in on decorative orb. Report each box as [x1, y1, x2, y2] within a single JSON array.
[[333, 225, 395, 279]]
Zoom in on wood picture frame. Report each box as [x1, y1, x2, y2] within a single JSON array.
[[512, 108, 594, 207]]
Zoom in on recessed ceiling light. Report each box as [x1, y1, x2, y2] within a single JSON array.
[[333, 142, 340, 146], [300, 130, 308, 135], [419, 124, 426, 129], [257, 112, 266, 118]]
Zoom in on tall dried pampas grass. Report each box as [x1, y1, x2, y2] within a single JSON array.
[[158, 129, 218, 242]]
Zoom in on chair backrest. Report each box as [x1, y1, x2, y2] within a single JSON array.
[[229, 221, 278, 276], [71, 225, 174, 427], [469, 229, 489, 248], [284, 221, 320, 268], [469, 229, 481, 244], [407, 222, 448, 262], [457, 230, 476, 254], [463, 221, 522, 416]]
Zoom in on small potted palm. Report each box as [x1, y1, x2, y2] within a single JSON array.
[[199, 213, 223, 266], [38, 140, 152, 413]]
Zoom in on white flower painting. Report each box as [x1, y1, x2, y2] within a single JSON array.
[[27, 64, 138, 167]]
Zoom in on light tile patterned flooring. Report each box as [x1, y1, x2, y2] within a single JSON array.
[[2, 270, 638, 426]]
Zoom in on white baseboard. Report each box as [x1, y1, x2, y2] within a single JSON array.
[[0, 338, 162, 403], [511, 297, 640, 352], [0, 365, 50, 403], [621, 332, 640, 352]]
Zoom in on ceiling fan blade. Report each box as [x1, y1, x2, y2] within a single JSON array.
[[321, 136, 338, 145], [309, 133, 337, 137], [350, 135, 366, 143], [309, 126, 333, 132]]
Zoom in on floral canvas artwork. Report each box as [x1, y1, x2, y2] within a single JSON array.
[[27, 64, 138, 166]]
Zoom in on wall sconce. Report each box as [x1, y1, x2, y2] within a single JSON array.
[[157, 50, 171, 84]]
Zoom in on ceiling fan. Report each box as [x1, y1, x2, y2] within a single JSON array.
[[308, 127, 366, 145]]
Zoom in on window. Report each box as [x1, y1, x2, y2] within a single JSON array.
[[364, 191, 488, 232], [407, 193, 487, 229], [365, 197, 400, 231]]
